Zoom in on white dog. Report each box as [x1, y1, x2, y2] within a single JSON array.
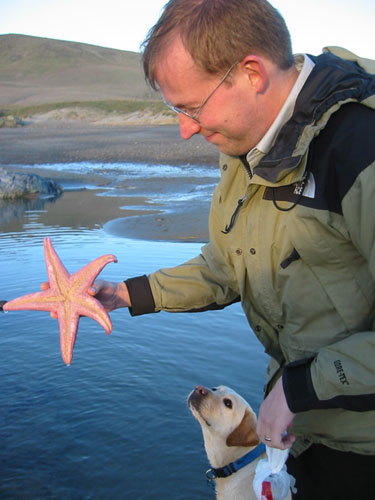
[[188, 385, 290, 500]]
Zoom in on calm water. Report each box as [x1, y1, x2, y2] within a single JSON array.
[[0, 163, 268, 500]]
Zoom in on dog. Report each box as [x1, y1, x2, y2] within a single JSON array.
[[188, 385, 291, 500]]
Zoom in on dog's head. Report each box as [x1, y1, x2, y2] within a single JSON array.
[[188, 385, 260, 467]]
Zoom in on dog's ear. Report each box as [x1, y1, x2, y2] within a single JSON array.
[[226, 409, 260, 447]]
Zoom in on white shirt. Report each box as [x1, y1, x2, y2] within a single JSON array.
[[246, 54, 315, 171]]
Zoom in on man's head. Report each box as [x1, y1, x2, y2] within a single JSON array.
[[142, 0, 294, 88], [141, 0, 297, 156]]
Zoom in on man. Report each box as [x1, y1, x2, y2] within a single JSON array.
[[92, 0, 375, 497]]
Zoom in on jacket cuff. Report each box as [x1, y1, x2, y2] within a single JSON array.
[[283, 358, 375, 413], [283, 358, 319, 413], [125, 275, 157, 316]]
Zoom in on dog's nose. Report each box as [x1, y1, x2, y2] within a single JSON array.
[[195, 385, 207, 396]]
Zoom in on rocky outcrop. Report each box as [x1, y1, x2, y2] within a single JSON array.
[[0, 168, 63, 199], [0, 115, 25, 128]]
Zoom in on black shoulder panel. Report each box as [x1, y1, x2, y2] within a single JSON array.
[[264, 103, 375, 214], [311, 102, 375, 213]]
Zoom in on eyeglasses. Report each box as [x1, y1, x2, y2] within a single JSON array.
[[164, 61, 238, 123]]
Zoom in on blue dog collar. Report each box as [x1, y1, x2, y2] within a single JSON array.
[[205, 442, 266, 481]]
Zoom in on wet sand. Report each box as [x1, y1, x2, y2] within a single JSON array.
[[0, 122, 219, 242], [0, 121, 218, 166]]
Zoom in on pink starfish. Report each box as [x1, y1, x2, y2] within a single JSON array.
[[4, 237, 117, 365]]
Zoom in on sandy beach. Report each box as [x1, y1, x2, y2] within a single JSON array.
[[0, 119, 218, 165], [0, 120, 220, 242]]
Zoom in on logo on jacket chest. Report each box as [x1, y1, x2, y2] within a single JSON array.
[[263, 172, 319, 209]]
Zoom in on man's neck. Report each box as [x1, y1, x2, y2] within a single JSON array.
[[265, 64, 299, 131]]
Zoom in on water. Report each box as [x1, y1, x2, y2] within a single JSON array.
[[5, 161, 220, 204], [0, 163, 268, 500]]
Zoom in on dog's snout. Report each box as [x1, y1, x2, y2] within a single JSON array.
[[188, 385, 210, 411], [195, 385, 208, 396]]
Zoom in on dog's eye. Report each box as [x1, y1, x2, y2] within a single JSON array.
[[223, 398, 233, 409], [211, 387, 218, 391]]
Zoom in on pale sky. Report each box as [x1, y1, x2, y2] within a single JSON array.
[[0, 0, 373, 58]]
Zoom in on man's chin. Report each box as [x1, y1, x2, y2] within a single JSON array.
[[217, 144, 249, 157], [203, 133, 249, 157]]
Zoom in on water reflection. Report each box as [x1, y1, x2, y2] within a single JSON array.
[[0, 196, 61, 229]]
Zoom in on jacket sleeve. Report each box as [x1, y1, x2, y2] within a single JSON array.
[[284, 154, 375, 413], [125, 243, 240, 316]]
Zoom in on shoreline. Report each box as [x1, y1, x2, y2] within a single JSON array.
[[0, 122, 219, 242]]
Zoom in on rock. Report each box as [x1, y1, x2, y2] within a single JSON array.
[[0, 115, 25, 128], [0, 168, 63, 199]]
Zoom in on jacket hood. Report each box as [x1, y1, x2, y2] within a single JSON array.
[[253, 47, 375, 184]]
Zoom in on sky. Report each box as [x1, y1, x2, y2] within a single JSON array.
[[0, 0, 374, 58]]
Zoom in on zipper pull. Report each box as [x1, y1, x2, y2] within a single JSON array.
[[221, 195, 247, 234]]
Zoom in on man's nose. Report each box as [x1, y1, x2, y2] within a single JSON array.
[[178, 113, 201, 140]]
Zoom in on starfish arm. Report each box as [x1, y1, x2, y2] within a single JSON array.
[[57, 307, 80, 366], [3, 289, 64, 313], [44, 237, 70, 293], [58, 298, 112, 365], [71, 295, 113, 334], [70, 254, 118, 294]]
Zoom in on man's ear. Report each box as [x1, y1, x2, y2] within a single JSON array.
[[226, 408, 260, 447], [239, 54, 269, 93]]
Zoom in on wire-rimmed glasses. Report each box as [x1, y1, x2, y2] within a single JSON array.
[[164, 61, 238, 123]]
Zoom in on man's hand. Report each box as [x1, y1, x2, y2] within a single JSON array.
[[88, 279, 131, 311], [256, 377, 296, 449], [40, 279, 131, 318]]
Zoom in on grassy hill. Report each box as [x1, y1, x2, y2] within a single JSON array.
[[0, 34, 158, 108]]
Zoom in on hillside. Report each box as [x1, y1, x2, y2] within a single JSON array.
[[0, 34, 157, 107]]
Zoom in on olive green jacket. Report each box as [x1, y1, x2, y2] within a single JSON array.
[[127, 48, 375, 456]]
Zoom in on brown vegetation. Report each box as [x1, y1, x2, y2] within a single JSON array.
[[0, 34, 157, 106], [0, 34, 177, 124]]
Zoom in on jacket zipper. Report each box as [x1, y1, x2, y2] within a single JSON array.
[[221, 156, 252, 234], [221, 194, 247, 234]]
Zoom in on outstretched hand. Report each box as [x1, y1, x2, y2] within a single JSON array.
[[40, 279, 131, 319], [256, 377, 296, 450], [88, 279, 131, 311]]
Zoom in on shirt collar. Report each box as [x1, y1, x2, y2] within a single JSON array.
[[247, 54, 315, 166]]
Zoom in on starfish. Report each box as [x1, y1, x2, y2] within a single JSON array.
[[4, 237, 117, 365]]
